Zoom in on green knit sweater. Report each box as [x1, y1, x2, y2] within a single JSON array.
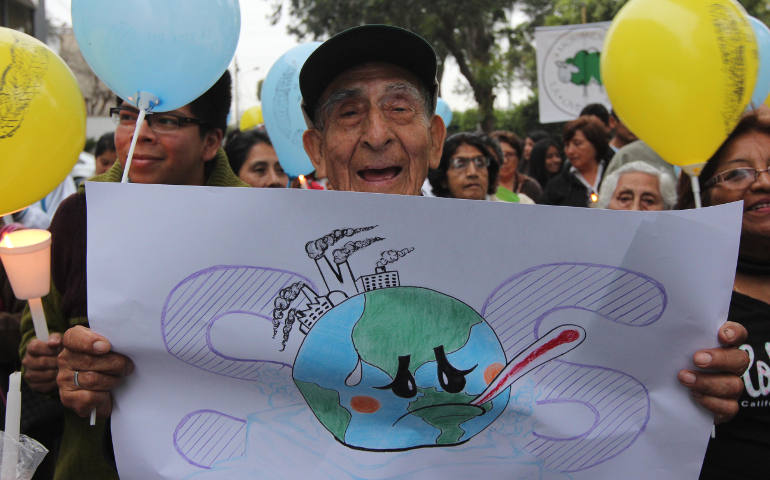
[[18, 150, 246, 480]]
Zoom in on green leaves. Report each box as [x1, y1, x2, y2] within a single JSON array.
[[272, 0, 770, 133]]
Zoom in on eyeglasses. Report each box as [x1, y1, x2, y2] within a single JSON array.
[[703, 166, 770, 190], [109, 107, 206, 133], [449, 156, 490, 170]]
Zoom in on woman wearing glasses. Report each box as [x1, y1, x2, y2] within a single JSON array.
[[541, 116, 612, 207], [428, 132, 508, 201], [689, 108, 770, 480]]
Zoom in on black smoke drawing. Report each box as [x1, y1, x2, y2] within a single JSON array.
[[376, 248, 415, 268], [272, 282, 304, 340], [305, 226, 377, 260], [332, 237, 385, 264]]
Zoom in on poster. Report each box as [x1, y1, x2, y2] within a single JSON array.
[[86, 183, 741, 479], [535, 22, 611, 123]]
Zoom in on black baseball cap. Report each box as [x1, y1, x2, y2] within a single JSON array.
[[299, 25, 438, 122]]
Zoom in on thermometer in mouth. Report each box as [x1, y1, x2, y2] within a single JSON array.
[[471, 324, 586, 406]]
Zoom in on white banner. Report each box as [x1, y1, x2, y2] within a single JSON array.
[[86, 183, 741, 479], [535, 22, 611, 124]]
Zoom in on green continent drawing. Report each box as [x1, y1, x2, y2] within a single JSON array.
[[294, 379, 351, 441], [409, 388, 489, 444], [352, 287, 482, 377]]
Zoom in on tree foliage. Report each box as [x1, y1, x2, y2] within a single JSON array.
[[272, 0, 518, 132], [275, 0, 770, 135]]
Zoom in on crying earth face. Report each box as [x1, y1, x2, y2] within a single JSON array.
[[291, 287, 510, 451]]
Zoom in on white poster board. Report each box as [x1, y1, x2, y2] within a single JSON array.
[[86, 183, 741, 479], [536, 22, 611, 123]]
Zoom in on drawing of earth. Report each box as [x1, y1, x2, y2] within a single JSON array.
[[292, 287, 510, 451]]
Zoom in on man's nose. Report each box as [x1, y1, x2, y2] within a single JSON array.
[[133, 117, 157, 142], [266, 169, 286, 188], [362, 109, 392, 150], [751, 167, 770, 191]]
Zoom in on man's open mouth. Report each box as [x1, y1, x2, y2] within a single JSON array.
[[358, 166, 402, 182]]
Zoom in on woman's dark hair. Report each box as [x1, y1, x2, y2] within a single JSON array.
[[479, 134, 505, 168], [529, 137, 563, 188], [563, 116, 611, 165], [224, 128, 273, 175], [676, 109, 770, 209], [94, 132, 115, 158], [490, 130, 523, 159], [428, 132, 500, 198], [189, 71, 232, 134], [526, 129, 549, 144], [579, 103, 611, 127]]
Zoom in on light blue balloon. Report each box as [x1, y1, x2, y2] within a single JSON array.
[[261, 42, 321, 178], [749, 16, 770, 109], [72, 0, 240, 112], [436, 97, 453, 128]]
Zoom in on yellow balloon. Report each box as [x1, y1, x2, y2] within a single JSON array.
[[0, 27, 85, 216], [602, 0, 758, 174], [239, 105, 263, 131]]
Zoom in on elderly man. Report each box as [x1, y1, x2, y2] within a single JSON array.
[[300, 25, 445, 196], [299, 25, 748, 424], [19, 72, 246, 479]]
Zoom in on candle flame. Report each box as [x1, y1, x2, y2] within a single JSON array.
[[298, 175, 307, 188], [590, 193, 599, 203], [0, 229, 50, 250]]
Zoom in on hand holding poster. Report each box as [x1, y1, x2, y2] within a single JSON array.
[[86, 184, 741, 479]]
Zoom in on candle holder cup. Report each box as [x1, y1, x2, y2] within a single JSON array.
[[0, 230, 51, 300]]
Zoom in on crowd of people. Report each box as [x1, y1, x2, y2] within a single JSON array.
[[0, 23, 766, 480]]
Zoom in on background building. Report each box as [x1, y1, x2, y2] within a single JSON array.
[[1, 0, 46, 40]]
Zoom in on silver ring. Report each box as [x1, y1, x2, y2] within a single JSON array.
[[73, 370, 80, 388]]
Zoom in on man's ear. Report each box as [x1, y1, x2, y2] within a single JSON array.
[[428, 114, 446, 170], [202, 129, 224, 162], [303, 128, 327, 178]]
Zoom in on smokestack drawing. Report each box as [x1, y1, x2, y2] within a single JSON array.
[[376, 248, 414, 269], [271, 282, 304, 338], [306, 227, 381, 294], [305, 226, 377, 260]]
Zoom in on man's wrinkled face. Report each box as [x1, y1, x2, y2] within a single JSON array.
[[303, 63, 445, 196]]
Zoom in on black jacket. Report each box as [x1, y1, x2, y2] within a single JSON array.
[[540, 160, 607, 207]]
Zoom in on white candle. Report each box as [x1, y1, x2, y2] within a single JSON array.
[[27, 298, 49, 342], [2, 372, 21, 479]]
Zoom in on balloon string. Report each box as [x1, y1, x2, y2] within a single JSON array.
[[691, 174, 702, 209], [121, 109, 147, 184]]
